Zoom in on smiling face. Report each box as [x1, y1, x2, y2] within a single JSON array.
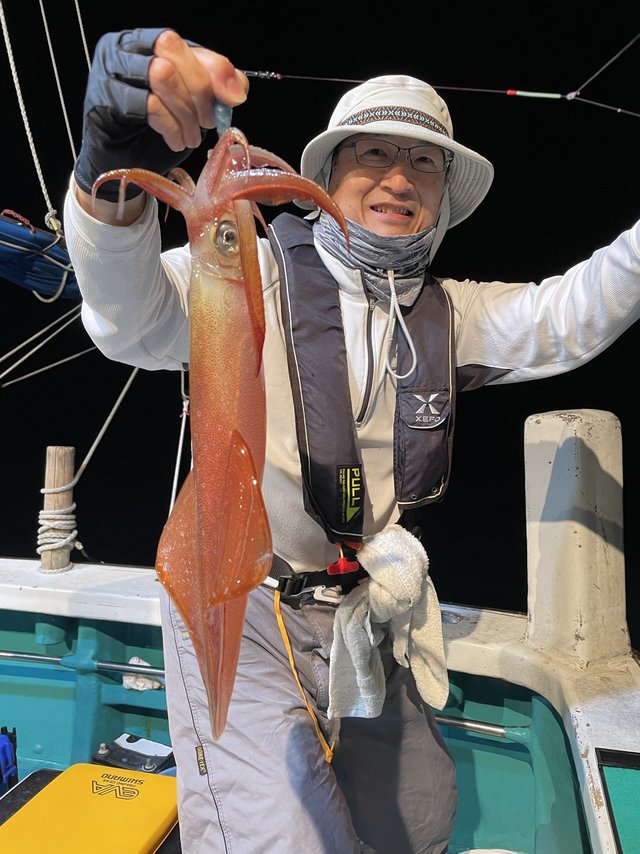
[[327, 133, 449, 236]]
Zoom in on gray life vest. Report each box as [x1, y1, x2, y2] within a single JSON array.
[[267, 213, 456, 546]]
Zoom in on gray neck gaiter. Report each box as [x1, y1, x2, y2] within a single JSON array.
[[313, 211, 435, 303]]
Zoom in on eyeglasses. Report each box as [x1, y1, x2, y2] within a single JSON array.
[[338, 138, 453, 174]]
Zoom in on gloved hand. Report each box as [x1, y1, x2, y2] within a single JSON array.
[[74, 28, 240, 201]]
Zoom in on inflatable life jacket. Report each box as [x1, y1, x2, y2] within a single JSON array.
[[268, 213, 456, 548]]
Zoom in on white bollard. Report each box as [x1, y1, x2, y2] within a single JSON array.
[[524, 410, 630, 665]]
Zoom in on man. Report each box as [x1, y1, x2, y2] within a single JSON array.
[[64, 28, 640, 854]]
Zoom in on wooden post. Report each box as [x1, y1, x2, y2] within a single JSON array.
[[39, 445, 76, 573]]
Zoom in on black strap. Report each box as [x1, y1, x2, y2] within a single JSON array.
[[269, 553, 367, 605]]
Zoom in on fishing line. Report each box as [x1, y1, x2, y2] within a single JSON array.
[[242, 29, 640, 119], [573, 30, 640, 93]]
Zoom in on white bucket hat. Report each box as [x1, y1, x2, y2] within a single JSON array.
[[297, 74, 494, 228]]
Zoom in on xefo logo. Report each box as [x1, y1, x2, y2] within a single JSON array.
[[412, 392, 446, 427]]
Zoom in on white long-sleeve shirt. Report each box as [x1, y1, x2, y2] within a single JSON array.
[[63, 180, 640, 571]]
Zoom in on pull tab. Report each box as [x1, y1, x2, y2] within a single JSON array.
[[326, 542, 362, 576]]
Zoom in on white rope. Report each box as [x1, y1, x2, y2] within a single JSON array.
[[0, 234, 71, 270], [73, 0, 91, 70], [33, 267, 71, 304], [0, 0, 90, 232], [36, 503, 80, 564], [42, 367, 140, 494], [384, 270, 418, 381], [38, 0, 77, 164], [2, 346, 96, 389], [33, 367, 138, 566], [0, 305, 82, 380], [0, 230, 75, 302], [0, 303, 79, 365], [0, 1, 60, 231], [1, 2, 178, 561]]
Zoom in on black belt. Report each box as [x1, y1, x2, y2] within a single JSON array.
[[269, 553, 368, 607]]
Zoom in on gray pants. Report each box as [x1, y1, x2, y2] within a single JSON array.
[[161, 584, 456, 853]]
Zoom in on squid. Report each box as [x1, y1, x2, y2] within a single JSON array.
[[93, 128, 347, 738]]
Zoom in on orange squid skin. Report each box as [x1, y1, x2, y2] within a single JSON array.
[[93, 129, 347, 739]]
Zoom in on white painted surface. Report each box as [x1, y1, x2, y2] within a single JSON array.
[[0, 557, 161, 625]]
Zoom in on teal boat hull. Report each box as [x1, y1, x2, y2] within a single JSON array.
[[0, 603, 593, 854]]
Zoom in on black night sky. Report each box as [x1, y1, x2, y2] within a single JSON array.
[[1, 1, 639, 647]]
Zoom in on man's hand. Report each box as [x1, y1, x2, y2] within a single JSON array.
[[73, 28, 248, 221], [147, 30, 247, 151]]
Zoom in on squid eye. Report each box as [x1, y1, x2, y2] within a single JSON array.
[[211, 220, 240, 257]]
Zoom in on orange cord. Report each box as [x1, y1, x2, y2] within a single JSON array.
[[273, 589, 334, 763]]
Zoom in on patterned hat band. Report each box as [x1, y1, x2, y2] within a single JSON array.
[[298, 76, 494, 227], [339, 106, 450, 138]]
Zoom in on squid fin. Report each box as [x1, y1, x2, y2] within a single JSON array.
[[155, 433, 272, 739], [215, 429, 272, 598], [155, 475, 249, 739]]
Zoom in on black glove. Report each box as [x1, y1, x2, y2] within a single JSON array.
[[74, 28, 208, 201]]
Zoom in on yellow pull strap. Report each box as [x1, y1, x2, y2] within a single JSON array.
[[273, 589, 334, 763]]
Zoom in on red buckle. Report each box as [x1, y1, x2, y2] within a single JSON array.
[[326, 542, 362, 576]]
